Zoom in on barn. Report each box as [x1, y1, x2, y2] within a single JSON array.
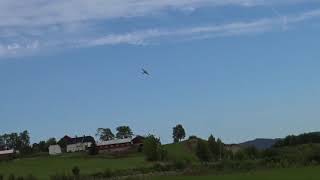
[[97, 136, 145, 153]]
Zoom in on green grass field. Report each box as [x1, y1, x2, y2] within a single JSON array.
[[152, 166, 320, 180], [0, 142, 193, 179], [0, 153, 149, 179], [1, 142, 320, 180]]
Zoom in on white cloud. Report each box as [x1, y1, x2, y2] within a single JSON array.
[[76, 8, 320, 47], [0, 0, 316, 27], [0, 41, 39, 57], [0, 0, 319, 58]]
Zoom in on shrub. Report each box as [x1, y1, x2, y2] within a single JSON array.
[[103, 168, 113, 178], [196, 140, 211, 163], [88, 142, 99, 156], [25, 174, 37, 180], [173, 160, 188, 170], [72, 166, 80, 177], [143, 135, 163, 161], [8, 174, 15, 180], [0, 174, 3, 180], [152, 163, 171, 172], [50, 174, 73, 180]]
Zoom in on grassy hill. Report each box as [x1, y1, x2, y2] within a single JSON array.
[[3, 140, 319, 180], [0, 140, 199, 179], [163, 139, 199, 163], [0, 139, 222, 179]]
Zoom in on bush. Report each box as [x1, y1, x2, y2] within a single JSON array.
[[143, 135, 164, 161], [50, 174, 73, 180], [72, 166, 80, 177], [88, 142, 99, 156], [196, 140, 211, 163], [103, 168, 113, 178], [25, 175, 37, 180], [0, 174, 3, 180], [152, 163, 171, 172], [173, 160, 188, 170], [8, 174, 15, 180]]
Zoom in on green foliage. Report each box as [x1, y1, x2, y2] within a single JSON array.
[[163, 141, 198, 163], [116, 126, 133, 139], [38, 141, 47, 152], [96, 128, 115, 141], [71, 166, 80, 177], [8, 174, 15, 180], [143, 135, 166, 161], [243, 146, 259, 159], [172, 124, 186, 143], [25, 175, 37, 180], [57, 138, 68, 153], [196, 140, 211, 163], [88, 141, 98, 156], [207, 135, 219, 160], [274, 132, 320, 147], [0, 130, 31, 155]]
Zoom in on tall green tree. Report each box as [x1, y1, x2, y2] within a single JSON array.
[[7, 133, 19, 149], [172, 124, 186, 143], [143, 135, 166, 161], [38, 141, 47, 152], [0, 130, 31, 154], [208, 135, 219, 160], [116, 126, 133, 139], [96, 128, 115, 141], [196, 140, 211, 163], [18, 130, 31, 154], [216, 138, 225, 160]]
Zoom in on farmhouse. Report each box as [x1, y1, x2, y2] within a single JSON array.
[[0, 149, 16, 160], [66, 136, 95, 153], [49, 145, 62, 155], [97, 136, 144, 153]]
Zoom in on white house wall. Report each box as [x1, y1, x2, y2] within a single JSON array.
[[66, 142, 92, 153]]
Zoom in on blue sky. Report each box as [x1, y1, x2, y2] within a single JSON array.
[[1, 0, 320, 144]]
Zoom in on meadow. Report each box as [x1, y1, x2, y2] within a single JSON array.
[[152, 166, 320, 180], [1, 141, 320, 180], [0, 153, 149, 179]]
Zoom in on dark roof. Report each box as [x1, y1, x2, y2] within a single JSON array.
[[66, 136, 95, 145], [132, 136, 145, 144]]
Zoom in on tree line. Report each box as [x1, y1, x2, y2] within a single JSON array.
[[95, 126, 133, 141], [273, 132, 320, 147], [0, 130, 31, 154]]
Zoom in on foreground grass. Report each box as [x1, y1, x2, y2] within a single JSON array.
[[152, 166, 320, 180], [0, 153, 148, 180]]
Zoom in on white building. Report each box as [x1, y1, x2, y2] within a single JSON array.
[[0, 149, 15, 160], [49, 145, 62, 155], [67, 142, 92, 153], [65, 136, 94, 153]]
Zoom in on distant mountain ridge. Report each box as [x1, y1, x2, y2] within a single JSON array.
[[239, 138, 280, 150]]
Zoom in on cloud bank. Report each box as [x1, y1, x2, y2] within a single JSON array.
[[0, 0, 319, 58]]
